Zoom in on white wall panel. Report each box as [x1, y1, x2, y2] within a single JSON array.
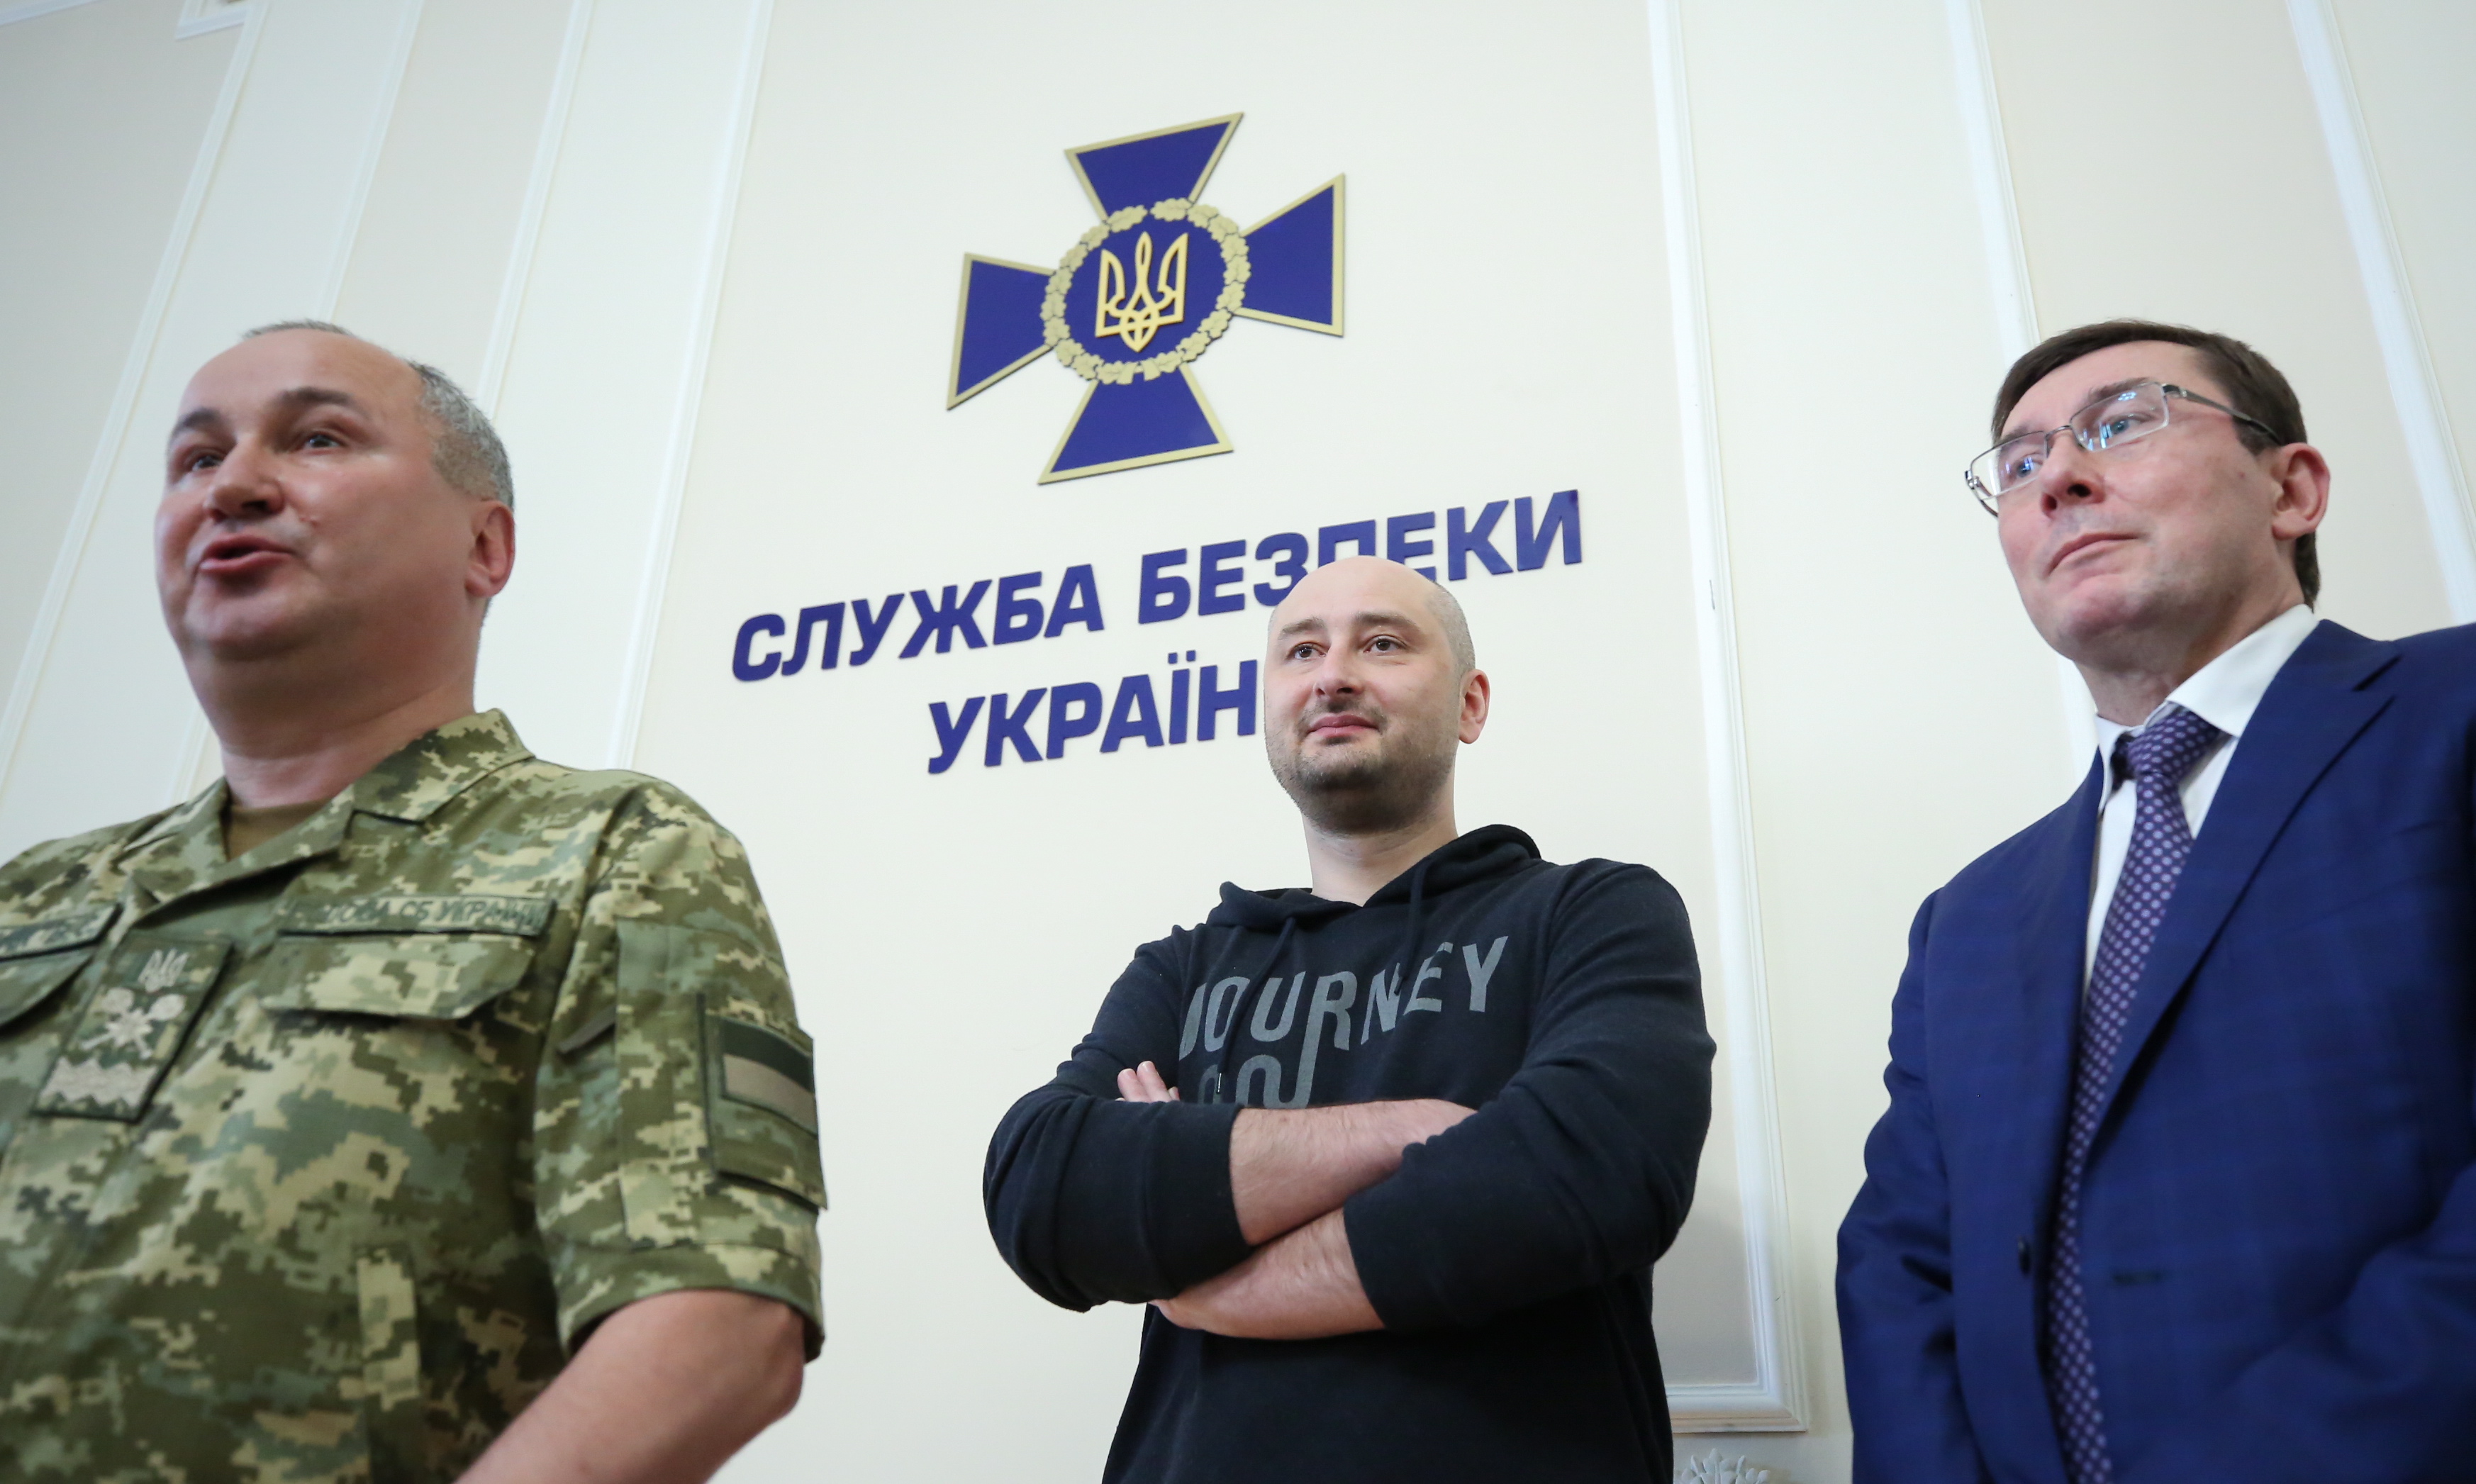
[[1985, 0, 2453, 645], [469, 0, 769, 773], [0, 0, 423, 859], [4, 4, 2474, 1480], [2321, 0, 2476, 616], [640, 1, 1800, 1475], [0, 0, 233, 731], [1671, 1, 2067, 1475], [331, 0, 576, 388]]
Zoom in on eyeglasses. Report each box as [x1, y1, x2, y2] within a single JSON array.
[[1964, 381, 2280, 513]]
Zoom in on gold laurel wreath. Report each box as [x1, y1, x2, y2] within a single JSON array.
[[1042, 199, 1250, 384]]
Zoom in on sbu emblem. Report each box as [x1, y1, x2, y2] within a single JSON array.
[[947, 115, 1345, 484]]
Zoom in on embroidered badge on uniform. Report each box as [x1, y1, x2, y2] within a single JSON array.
[[35, 937, 231, 1120], [715, 1017, 818, 1134]]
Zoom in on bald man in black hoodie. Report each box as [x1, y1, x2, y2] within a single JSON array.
[[984, 556, 1714, 1483]]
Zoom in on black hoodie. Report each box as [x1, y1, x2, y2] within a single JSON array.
[[984, 825, 1714, 1483]]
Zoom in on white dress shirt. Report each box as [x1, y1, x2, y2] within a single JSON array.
[[2083, 603, 2320, 983]]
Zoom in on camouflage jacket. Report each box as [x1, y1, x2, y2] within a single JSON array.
[[0, 711, 823, 1483]]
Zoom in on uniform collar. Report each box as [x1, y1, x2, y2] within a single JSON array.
[[345, 710, 534, 823], [113, 710, 533, 910], [2092, 603, 2319, 773]]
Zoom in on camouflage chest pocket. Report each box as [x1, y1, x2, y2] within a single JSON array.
[[0, 908, 114, 1034], [605, 920, 825, 1237], [0, 908, 116, 1137], [260, 895, 551, 1023]]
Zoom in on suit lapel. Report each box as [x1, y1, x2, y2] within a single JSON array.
[[2092, 623, 2400, 1128], [2006, 759, 2106, 1242]]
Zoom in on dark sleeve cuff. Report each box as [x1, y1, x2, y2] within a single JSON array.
[[1061, 1096, 1254, 1295]]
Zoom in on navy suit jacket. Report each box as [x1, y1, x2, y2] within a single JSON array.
[[1838, 620, 2476, 1483]]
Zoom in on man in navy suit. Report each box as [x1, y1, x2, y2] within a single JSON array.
[[1837, 318, 2476, 1483]]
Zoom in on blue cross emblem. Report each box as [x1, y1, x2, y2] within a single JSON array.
[[947, 114, 1344, 484]]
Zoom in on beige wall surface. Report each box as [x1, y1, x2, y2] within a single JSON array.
[[0, 0, 230, 732], [1, 2, 2471, 1481], [1986, 0, 2458, 644], [646, 2, 1795, 1471]]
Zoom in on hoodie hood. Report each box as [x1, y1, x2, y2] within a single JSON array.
[[1205, 825, 1543, 931]]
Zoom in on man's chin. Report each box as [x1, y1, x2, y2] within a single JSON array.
[[175, 603, 323, 666], [2035, 575, 2162, 660]]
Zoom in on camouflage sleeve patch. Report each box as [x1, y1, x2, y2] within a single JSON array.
[[716, 1018, 816, 1133], [532, 786, 822, 1358]]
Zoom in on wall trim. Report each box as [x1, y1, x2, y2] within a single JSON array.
[[476, 0, 596, 412], [607, 0, 775, 769], [1644, 0, 1808, 1434], [156, 0, 429, 807], [2287, 0, 2476, 624], [0, 0, 93, 27], [1941, 0, 2094, 783], [0, 2, 267, 814], [174, 0, 247, 40]]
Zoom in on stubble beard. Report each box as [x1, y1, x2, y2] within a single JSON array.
[[1270, 712, 1458, 838]]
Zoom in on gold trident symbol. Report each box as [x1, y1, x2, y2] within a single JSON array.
[[1094, 230, 1189, 352]]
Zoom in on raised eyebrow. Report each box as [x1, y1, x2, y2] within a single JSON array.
[[1273, 616, 1330, 644]]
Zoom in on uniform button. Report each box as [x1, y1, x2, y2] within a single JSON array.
[[2017, 1237, 2033, 1274]]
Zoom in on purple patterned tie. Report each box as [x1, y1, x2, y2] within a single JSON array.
[[2045, 703, 2222, 1484]]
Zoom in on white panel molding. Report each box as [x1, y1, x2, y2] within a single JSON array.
[[469, 0, 776, 775], [1675, 1451, 1775, 1484], [1944, 0, 2035, 364], [161, 0, 428, 806], [0, 0, 433, 857], [0, 2, 265, 819], [175, 0, 248, 40], [314, 0, 424, 317], [1644, 0, 1807, 1434], [0, 0, 94, 27], [609, 0, 774, 769], [1941, 0, 2095, 784], [0, 0, 243, 32], [2287, 0, 2476, 623], [476, 0, 597, 412]]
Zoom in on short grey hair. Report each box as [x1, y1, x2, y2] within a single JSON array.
[[241, 319, 515, 511]]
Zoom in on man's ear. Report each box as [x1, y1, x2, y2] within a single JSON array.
[[2268, 442, 2331, 543], [468, 501, 515, 601], [1458, 669, 1491, 745]]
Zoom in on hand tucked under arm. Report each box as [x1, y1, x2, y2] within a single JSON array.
[[1116, 1060, 1471, 1244], [457, 1288, 806, 1484], [1151, 1207, 1381, 1340]]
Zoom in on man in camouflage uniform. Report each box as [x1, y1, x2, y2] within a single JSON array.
[[0, 323, 822, 1481]]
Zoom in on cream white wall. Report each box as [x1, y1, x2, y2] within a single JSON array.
[[0, 0, 231, 761], [3, 2, 2471, 1480]]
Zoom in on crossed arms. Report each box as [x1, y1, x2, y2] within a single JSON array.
[[982, 866, 1715, 1341], [1115, 1058, 1473, 1339]]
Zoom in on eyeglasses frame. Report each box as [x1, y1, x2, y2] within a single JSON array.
[[1964, 381, 2282, 515]]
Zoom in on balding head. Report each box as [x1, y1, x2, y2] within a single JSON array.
[[1261, 557, 1490, 836], [241, 320, 513, 511]]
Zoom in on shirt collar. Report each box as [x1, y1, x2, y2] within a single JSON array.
[[2091, 603, 2319, 776]]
